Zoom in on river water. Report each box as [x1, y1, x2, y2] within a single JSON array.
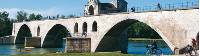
[[128, 40, 173, 55], [0, 40, 172, 55]]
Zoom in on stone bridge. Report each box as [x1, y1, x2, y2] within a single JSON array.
[[12, 9, 199, 53]]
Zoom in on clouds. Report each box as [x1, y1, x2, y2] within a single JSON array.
[[0, 8, 67, 19]]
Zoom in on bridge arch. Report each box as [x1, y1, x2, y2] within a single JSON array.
[[82, 22, 88, 33], [95, 19, 172, 53], [15, 24, 32, 44], [42, 24, 71, 48], [92, 21, 97, 32], [74, 23, 78, 33]]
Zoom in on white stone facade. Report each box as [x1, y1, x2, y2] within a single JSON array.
[[12, 9, 199, 52]]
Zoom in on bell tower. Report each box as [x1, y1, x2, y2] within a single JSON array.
[[84, 0, 100, 16]]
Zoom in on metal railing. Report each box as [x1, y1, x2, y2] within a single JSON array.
[[131, 1, 199, 13]]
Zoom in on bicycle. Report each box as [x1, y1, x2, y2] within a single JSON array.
[[146, 45, 162, 56]]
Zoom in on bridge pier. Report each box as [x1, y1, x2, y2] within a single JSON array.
[[65, 38, 91, 53], [25, 37, 41, 48], [0, 36, 15, 44]]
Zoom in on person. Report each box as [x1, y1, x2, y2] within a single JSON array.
[[146, 41, 158, 50], [192, 38, 198, 55], [84, 32, 87, 37], [192, 39, 197, 46], [146, 41, 161, 55], [157, 3, 162, 10], [192, 39, 197, 49], [82, 32, 84, 37], [131, 7, 135, 12], [185, 45, 193, 56], [82, 32, 87, 37], [196, 32, 199, 50], [152, 41, 158, 50]]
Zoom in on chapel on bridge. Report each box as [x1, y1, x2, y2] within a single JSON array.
[[84, 0, 128, 16]]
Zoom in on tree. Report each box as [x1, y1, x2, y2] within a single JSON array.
[[28, 13, 43, 21], [56, 14, 60, 18], [17, 11, 28, 22], [66, 14, 77, 19], [0, 11, 13, 37], [60, 15, 65, 19], [52, 16, 56, 19], [29, 13, 36, 20], [0, 11, 9, 22], [48, 16, 51, 19], [128, 22, 161, 39], [35, 14, 42, 20]]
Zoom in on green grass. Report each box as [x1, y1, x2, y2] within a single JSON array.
[[12, 53, 144, 56]]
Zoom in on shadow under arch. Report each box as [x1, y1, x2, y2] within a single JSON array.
[[42, 24, 71, 48], [15, 24, 32, 45], [95, 19, 166, 53]]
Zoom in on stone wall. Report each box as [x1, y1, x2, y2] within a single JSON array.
[[0, 36, 15, 44], [12, 9, 199, 54]]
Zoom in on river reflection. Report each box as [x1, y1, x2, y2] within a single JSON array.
[[0, 45, 65, 55], [0, 40, 172, 55], [128, 40, 173, 55]]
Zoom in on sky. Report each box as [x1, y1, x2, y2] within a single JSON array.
[[0, 0, 198, 19]]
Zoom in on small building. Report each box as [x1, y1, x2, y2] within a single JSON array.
[[84, 0, 128, 16]]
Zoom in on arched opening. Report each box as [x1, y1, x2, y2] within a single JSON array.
[[95, 19, 172, 54], [89, 6, 94, 15], [42, 24, 71, 48], [37, 26, 40, 36], [16, 24, 32, 45], [82, 22, 87, 33], [196, 32, 199, 49], [74, 23, 78, 33], [92, 21, 97, 32]]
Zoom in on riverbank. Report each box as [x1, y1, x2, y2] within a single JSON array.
[[128, 38, 162, 41], [12, 53, 143, 56]]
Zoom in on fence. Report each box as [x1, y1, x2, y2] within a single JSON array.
[[131, 1, 199, 13]]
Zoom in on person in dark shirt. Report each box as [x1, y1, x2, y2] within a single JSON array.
[[152, 41, 158, 50], [131, 7, 135, 12], [157, 3, 162, 10]]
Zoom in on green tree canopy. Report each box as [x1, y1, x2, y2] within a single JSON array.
[[0, 11, 9, 22], [28, 13, 43, 21], [128, 22, 161, 39], [0, 11, 13, 37], [35, 14, 42, 20], [29, 13, 36, 20], [17, 11, 28, 22], [60, 15, 65, 19]]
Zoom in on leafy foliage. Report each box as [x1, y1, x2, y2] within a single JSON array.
[[128, 22, 161, 39], [17, 11, 28, 22], [0, 11, 14, 37], [29, 13, 42, 20], [29, 13, 36, 20]]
